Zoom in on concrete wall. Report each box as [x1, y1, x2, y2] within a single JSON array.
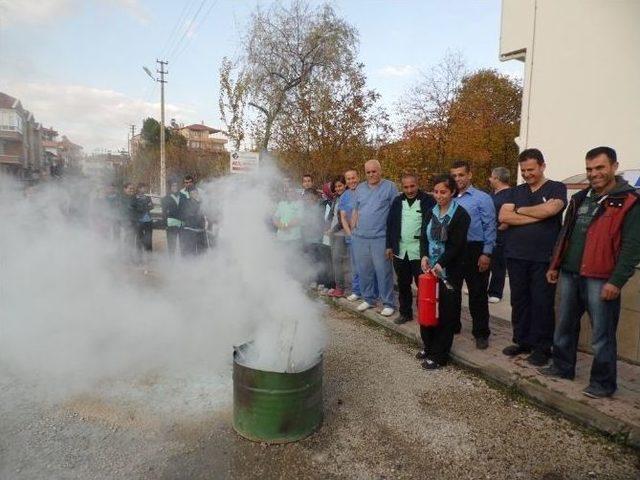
[[500, 0, 640, 181]]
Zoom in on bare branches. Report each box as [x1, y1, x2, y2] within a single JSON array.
[[219, 0, 358, 150], [218, 57, 247, 151]]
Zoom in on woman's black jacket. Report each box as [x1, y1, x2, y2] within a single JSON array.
[[386, 191, 435, 256], [419, 205, 470, 269]]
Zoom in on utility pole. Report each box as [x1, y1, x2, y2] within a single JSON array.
[[129, 124, 136, 157], [157, 59, 168, 196]]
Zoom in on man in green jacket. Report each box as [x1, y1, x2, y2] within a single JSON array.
[[541, 146, 640, 398]]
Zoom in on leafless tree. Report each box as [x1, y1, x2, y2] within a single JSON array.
[[397, 50, 467, 163], [219, 57, 247, 151], [220, 0, 357, 150]]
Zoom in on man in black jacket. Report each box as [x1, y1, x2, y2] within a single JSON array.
[[386, 174, 436, 324], [121, 182, 138, 259], [181, 188, 208, 256], [161, 180, 187, 257], [133, 182, 154, 265]]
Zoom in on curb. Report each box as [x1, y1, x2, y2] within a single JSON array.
[[327, 296, 640, 449]]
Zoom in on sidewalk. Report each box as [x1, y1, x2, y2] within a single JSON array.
[[329, 295, 640, 448]]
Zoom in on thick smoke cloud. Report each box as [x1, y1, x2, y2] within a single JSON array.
[[0, 166, 326, 399]]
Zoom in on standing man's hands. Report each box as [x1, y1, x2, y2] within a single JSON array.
[[601, 283, 621, 301], [546, 269, 559, 284], [478, 254, 491, 272], [385, 248, 394, 260]]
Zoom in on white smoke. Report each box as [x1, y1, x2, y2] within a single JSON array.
[[0, 165, 326, 399]]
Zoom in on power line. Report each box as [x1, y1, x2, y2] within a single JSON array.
[[171, 0, 218, 66], [160, 0, 199, 60], [166, 0, 208, 61]]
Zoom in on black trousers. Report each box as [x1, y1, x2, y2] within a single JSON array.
[[420, 265, 464, 365], [488, 239, 506, 299], [166, 226, 180, 256], [136, 222, 153, 252], [304, 243, 334, 288], [507, 258, 556, 351], [393, 254, 421, 317], [181, 229, 208, 255], [459, 241, 490, 339]]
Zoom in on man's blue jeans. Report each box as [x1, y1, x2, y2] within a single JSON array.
[[552, 271, 621, 394]]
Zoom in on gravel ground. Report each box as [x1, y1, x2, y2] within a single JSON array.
[[1, 306, 638, 479]]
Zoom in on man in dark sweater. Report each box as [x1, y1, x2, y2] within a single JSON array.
[[541, 146, 640, 398], [499, 149, 567, 366], [386, 174, 435, 324]]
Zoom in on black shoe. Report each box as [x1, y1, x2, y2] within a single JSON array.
[[475, 337, 489, 350], [526, 349, 550, 366], [394, 315, 412, 325], [421, 359, 441, 370], [538, 364, 574, 380], [415, 350, 428, 360], [582, 385, 614, 399], [502, 344, 532, 356]]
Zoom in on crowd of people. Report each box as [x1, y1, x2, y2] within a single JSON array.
[[96, 174, 211, 263], [283, 147, 639, 399], [33, 145, 636, 400]]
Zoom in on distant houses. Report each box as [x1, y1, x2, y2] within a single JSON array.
[[0, 91, 83, 181], [130, 120, 228, 156]]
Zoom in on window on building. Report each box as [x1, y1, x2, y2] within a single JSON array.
[[0, 109, 23, 133]]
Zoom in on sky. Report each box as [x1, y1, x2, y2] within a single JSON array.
[[0, 0, 523, 153]]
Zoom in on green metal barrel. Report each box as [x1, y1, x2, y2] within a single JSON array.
[[233, 346, 323, 443]]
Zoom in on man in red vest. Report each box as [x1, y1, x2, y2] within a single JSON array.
[[541, 146, 640, 398]]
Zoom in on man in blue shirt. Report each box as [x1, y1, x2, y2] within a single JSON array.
[[499, 149, 567, 366], [339, 169, 363, 301], [450, 160, 497, 349], [488, 167, 512, 302], [351, 160, 398, 316]]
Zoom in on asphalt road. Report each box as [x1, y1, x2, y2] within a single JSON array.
[[1, 306, 638, 479]]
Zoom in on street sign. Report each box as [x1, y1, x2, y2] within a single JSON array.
[[230, 151, 259, 174]]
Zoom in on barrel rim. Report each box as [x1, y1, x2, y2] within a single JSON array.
[[233, 342, 323, 375]]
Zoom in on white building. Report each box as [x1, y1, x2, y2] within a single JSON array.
[[499, 0, 640, 182]]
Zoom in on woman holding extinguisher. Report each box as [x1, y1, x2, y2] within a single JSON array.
[[418, 174, 470, 370]]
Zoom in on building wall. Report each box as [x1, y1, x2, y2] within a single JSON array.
[[3, 140, 22, 156], [500, 0, 640, 181]]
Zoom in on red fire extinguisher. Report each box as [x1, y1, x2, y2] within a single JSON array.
[[418, 272, 439, 327]]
